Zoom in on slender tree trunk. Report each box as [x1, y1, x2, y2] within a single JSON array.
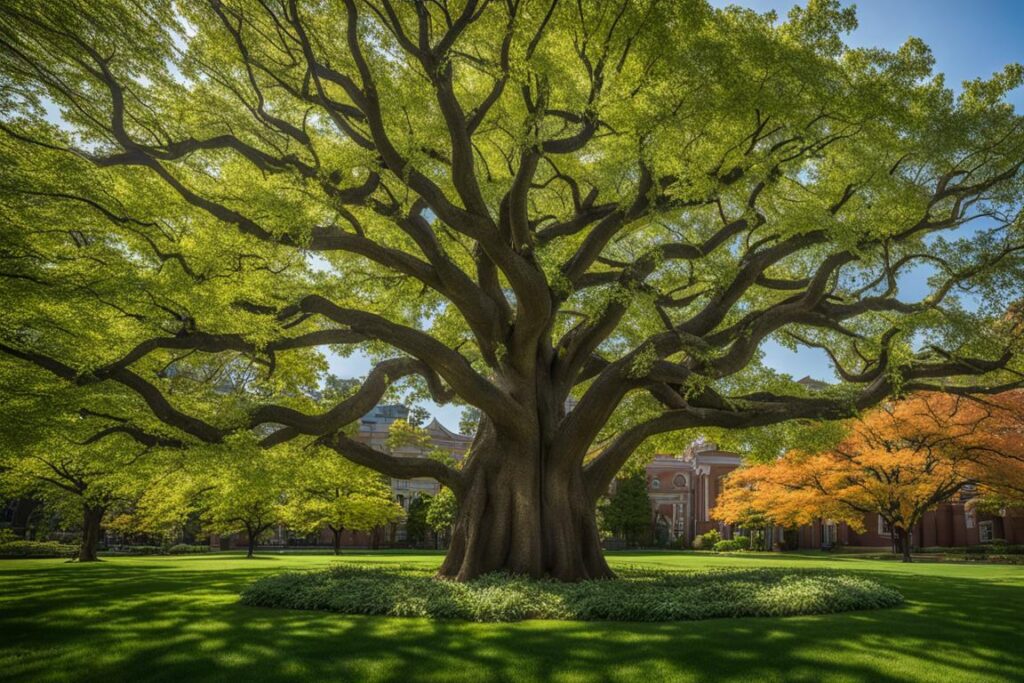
[[438, 432, 612, 582], [78, 504, 104, 562], [897, 527, 913, 563], [330, 526, 343, 555], [245, 527, 256, 559]]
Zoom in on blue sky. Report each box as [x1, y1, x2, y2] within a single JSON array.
[[330, 1, 1023, 429]]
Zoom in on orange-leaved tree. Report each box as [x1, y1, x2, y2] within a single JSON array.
[[714, 392, 1017, 561], [968, 390, 1024, 511]]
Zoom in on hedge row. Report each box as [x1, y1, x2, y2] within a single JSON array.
[[105, 544, 211, 555], [0, 541, 78, 558]]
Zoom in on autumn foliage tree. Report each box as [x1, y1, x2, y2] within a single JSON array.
[[714, 392, 1023, 561], [966, 390, 1024, 511], [2, 0, 1024, 580]]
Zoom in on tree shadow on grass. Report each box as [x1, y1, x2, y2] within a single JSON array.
[[0, 559, 1021, 682]]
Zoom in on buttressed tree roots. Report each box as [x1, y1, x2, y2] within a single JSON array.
[[1, 0, 1023, 580]]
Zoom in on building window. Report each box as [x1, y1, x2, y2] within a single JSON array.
[[673, 474, 687, 489], [703, 476, 710, 521], [822, 521, 837, 546], [651, 478, 661, 490], [965, 508, 976, 529], [673, 503, 686, 534], [878, 517, 892, 536], [979, 521, 994, 543]]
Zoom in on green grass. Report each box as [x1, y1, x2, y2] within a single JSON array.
[[1, 551, 1021, 682]]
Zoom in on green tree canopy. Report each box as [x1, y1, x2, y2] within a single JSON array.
[[599, 473, 653, 548], [283, 447, 403, 553], [1, 0, 1022, 580]]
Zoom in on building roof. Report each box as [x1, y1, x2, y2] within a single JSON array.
[[425, 418, 472, 443], [797, 376, 830, 392]]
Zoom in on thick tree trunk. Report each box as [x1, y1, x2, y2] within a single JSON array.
[[438, 435, 612, 582], [78, 504, 104, 562]]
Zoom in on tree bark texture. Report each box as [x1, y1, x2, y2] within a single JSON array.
[[78, 505, 104, 562]]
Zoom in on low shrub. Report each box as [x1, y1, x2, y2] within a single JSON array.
[[692, 529, 721, 550], [167, 544, 211, 555], [983, 542, 1024, 555], [240, 565, 903, 623], [103, 545, 165, 555], [0, 540, 78, 558], [713, 539, 744, 552]]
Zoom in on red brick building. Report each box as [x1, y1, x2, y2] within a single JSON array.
[[644, 441, 744, 546], [643, 441, 1024, 550]]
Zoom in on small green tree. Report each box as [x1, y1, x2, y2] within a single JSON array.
[[200, 444, 288, 558], [426, 487, 458, 548], [600, 473, 653, 548], [405, 494, 433, 545], [0, 376, 182, 561], [284, 450, 403, 554]]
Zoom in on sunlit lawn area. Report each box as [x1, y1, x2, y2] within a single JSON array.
[[1, 551, 1021, 682]]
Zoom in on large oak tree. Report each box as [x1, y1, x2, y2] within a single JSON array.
[[1, 0, 1023, 580]]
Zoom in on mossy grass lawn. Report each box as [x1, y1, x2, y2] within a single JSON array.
[[1, 552, 1021, 682]]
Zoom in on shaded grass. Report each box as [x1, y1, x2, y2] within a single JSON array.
[[0, 551, 1022, 682]]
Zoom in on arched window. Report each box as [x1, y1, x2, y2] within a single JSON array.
[[651, 478, 661, 490]]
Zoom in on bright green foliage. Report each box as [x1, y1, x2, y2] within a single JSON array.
[[283, 448, 404, 539], [198, 444, 293, 556], [599, 473, 653, 547], [426, 487, 458, 533], [692, 529, 722, 550], [1, 0, 1023, 578], [712, 537, 750, 553], [0, 374, 185, 557]]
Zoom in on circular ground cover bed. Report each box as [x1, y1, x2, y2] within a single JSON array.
[[240, 565, 903, 622]]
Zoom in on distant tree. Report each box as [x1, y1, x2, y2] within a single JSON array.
[[600, 473, 652, 548], [405, 494, 433, 545], [426, 487, 458, 547], [284, 450, 403, 554], [405, 406, 432, 428], [107, 475, 208, 546], [0, 374, 181, 561], [715, 393, 1016, 561], [200, 446, 289, 558]]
